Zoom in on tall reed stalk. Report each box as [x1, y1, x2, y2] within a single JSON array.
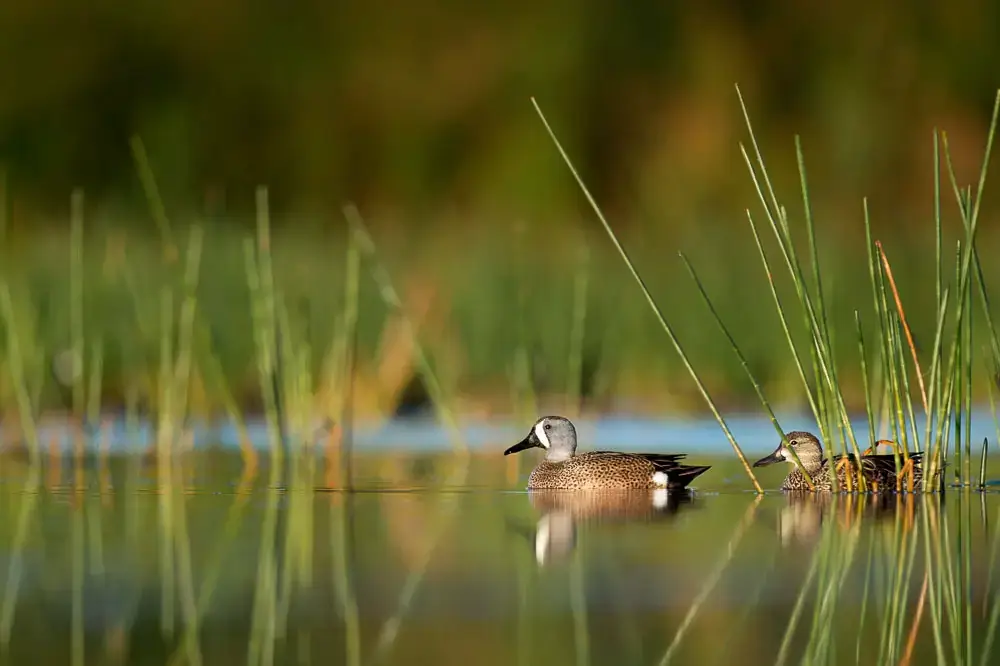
[[532, 97, 761, 492]]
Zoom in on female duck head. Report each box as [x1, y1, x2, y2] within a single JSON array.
[[503, 416, 578, 463], [753, 431, 825, 472]]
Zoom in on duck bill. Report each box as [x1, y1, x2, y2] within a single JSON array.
[[753, 446, 784, 468], [504, 436, 539, 456]]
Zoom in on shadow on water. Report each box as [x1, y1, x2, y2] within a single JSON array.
[[0, 448, 998, 665]]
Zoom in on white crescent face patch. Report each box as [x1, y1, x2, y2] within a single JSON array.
[[534, 420, 551, 449]]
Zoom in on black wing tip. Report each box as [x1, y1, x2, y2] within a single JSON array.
[[667, 464, 712, 489]]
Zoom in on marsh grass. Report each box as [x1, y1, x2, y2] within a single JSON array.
[[532, 86, 1000, 666]]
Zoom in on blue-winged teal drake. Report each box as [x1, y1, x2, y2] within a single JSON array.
[[503, 416, 711, 490], [752, 430, 939, 492]]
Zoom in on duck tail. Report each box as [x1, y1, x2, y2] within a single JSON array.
[[668, 464, 712, 490]]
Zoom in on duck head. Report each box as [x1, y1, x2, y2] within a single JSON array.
[[504, 416, 578, 463], [753, 431, 825, 472]]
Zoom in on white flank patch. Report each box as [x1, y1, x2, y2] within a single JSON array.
[[534, 420, 551, 449], [651, 471, 670, 488], [652, 488, 669, 510]]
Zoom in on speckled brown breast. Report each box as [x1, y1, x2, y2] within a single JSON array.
[[526, 452, 664, 490]]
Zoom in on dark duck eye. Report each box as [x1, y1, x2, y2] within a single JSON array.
[[544, 424, 551, 430]]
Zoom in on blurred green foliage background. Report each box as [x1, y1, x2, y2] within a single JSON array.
[[1, 0, 999, 416]]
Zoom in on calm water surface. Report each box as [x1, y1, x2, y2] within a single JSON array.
[[0, 426, 998, 665]]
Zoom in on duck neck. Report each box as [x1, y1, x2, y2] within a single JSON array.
[[795, 456, 826, 476], [545, 448, 573, 463]]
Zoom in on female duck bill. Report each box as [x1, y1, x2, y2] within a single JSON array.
[[753, 446, 785, 467]]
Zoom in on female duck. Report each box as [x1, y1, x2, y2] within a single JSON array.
[[752, 430, 936, 492]]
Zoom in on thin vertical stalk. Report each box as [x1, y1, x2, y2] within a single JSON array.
[[129, 136, 176, 255], [339, 233, 361, 489], [245, 238, 283, 486], [681, 253, 813, 488], [736, 88, 864, 470], [157, 287, 176, 637], [331, 493, 361, 666], [566, 240, 589, 418], [0, 284, 40, 466], [70, 189, 85, 423], [532, 97, 761, 492], [71, 494, 85, 666]]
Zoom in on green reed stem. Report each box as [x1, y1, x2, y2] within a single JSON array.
[[736, 87, 865, 474], [70, 189, 85, 419], [192, 313, 259, 470], [919, 497, 948, 664], [0, 283, 40, 466], [164, 489, 255, 666], [925, 288, 952, 476], [156, 286, 177, 638], [0, 467, 40, 649], [331, 494, 362, 666], [173, 227, 204, 429], [746, 211, 820, 424], [247, 488, 281, 666], [566, 240, 589, 418], [854, 528, 878, 665], [681, 252, 813, 488], [256, 187, 288, 481], [71, 492, 84, 666], [856, 312, 877, 451], [532, 96, 761, 492], [345, 204, 468, 454], [245, 238, 284, 485], [339, 231, 361, 488], [775, 530, 822, 666], [172, 480, 203, 666], [130, 136, 175, 253]]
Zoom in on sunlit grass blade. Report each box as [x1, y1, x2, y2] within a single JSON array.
[[130, 135, 176, 259], [736, 86, 866, 483], [680, 252, 813, 488], [531, 96, 761, 492], [566, 240, 589, 418]]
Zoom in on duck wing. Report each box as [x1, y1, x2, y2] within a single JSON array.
[[590, 451, 711, 489], [834, 452, 928, 487]]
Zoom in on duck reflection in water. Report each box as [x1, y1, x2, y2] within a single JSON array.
[[522, 488, 699, 566], [775, 491, 932, 547]]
